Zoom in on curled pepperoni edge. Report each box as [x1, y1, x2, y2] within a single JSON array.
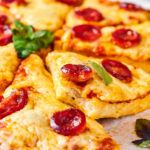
[[55, 0, 82, 6], [112, 28, 141, 49], [61, 64, 92, 83], [0, 25, 12, 46], [119, 2, 144, 11], [50, 108, 86, 136], [0, 88, 28, 119], [72, 24, 101, 41], [74, 8, 103, 22], [102, 59, 132, 83]]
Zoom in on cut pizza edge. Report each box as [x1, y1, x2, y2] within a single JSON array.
[[0, 54, 120, 150], [46, 51, 150, 119]]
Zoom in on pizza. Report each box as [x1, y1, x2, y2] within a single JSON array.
[[55, 21, 150, 61], [46, 52, 150, 119], [0, 0, 149, 149], [2, 0, 78, 31], [0, 54, 120, 150], [78, 0, 150, 26], [0, 44, 20, 94]]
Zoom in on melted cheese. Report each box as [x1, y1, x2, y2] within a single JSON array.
[[0, 44, 20, 94], [83, 0, 149, 25], [9, 0, 71, 31], [46, 52, 150, 118], [0, 54, 120, 150], [55, 21, 150, 61], [65, 0, 150, 27]]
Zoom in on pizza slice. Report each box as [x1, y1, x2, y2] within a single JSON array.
[[55, 21, 150, 61], [0, 54, 120, 150], [46, 52, 150, 119], [1, 0, 83, 31], [0, 5, 20, 93], [65, 0, 150, 28], [0, 44, 20, 94]]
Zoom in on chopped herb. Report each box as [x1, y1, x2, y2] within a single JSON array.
[[12, 20, 54, 59], [132, 119, 150, 148], [88, 60, 113, 85]]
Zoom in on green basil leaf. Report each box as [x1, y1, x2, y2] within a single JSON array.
[[138, 140, 150, 148], [31, 30, 48, 39], [133, 139, 150, 148], [136, 119, 150, 139], [88, 60, 113, 85], [26, 25, 34, 37], [12, 20, 54, 59], [14, 20, 25, 30], [17, 49, 32, 59], [132, 118, 150, 148]]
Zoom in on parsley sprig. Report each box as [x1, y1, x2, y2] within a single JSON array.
[[12, 20, 54, 59], [88, 61, 113, 85]]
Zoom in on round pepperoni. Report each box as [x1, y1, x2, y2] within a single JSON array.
[[112, 28, 141, 49], [2, 0, 26, 5], [102, 59, 132, 82], [0, 88, 28, 119], [1, 0, 14, 3], [0, 14, 7, 25], [55, 0, 82, 6], [72, 24, 101, 41], [50, 108, 86, 136], [75, 8, 103, 22], [61, 64, 92, 83], [119, 2, 143, 11], [0, 25, 12, 46]]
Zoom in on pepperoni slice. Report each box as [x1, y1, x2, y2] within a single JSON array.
[[61, 64, 92, 83], [75, 8, 103, 22], [0, 14, 7, 25], [2, 0, 26, 5], [55, 0, 82, 6], [0, 25, 12, 46], [119, 2, 143, 11], [0, 88, 28, 119], [112, 28, 141, 49], [72, 24, 101, 41], [50, 108, 86, 136], [102, 59, 132, 83], [1, 0, 14, 3]]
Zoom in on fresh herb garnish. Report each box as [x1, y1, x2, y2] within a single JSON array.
[[88, 60, 113, 85], [132, 119, 150, 148], [12, 20, 54, 59]]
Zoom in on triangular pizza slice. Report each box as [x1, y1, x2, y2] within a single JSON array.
[[2, 0, 82, 31], [0, 54, 120, 150], [46, 52, 150, 119]]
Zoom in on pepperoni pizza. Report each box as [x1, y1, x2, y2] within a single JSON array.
[[55, 21, 150, 60], [46, 52, 150, 118], [0, 54, 120, 150], [65, 0, 150, 28], [1, 0, 73, 31], [0, 0, 149, 149]]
